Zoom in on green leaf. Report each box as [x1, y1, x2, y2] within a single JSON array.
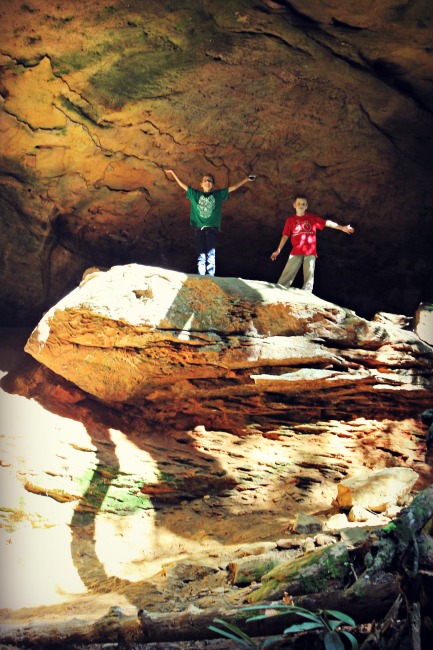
[[208, 627, 248, 648], [284, 621, 322, 634], [324, 610, 356, 626], [288, 605, 326, 617], [245, 614, 280, 623], [242, 604, 288, 613], [341, 630, 359, 650], [208, 620, 259, 649], [324, 630, 346, 650], [243, 604, 319, 616], [262, 636, 285, 648], [247, 609, 321, 625], [328, 620, 342, 631], [208, 626, 251, 648]]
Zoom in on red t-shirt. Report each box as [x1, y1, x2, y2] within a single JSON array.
[[282, 213, 327, 257]]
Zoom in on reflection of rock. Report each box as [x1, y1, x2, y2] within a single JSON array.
[[24, 264, 433, 432]]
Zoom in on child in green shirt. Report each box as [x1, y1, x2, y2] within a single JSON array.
[[166, 169, 255, 275]]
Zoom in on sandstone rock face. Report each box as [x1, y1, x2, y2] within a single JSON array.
[[1, 0, 433, 325], [336, 467, 419, 512], [25, 264, 433, 432], [414, 303, 433, 346], [2, 323, 433, 625]]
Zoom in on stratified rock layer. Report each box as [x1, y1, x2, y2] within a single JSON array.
[[25, 264, 433, 432]]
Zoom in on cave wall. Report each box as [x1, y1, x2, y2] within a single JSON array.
[[1, 0, 433, 325]]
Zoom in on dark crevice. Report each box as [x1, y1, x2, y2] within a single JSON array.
[[306, 31, 370, 73], [358, 52, 433, 116], [331, 17, 364, 31], [252, 2, 433, 115], [14, 54, 48, 68], [57, 95, 102, 129], [0, 171, 26, 184], [358, 103, 398, 148], [222, 28, 313, 58], [254, 0, 320, 29]]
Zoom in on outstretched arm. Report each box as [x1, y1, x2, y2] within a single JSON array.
[[325, 220, 355, 235], [270, 235, 289, 261], [165, 169, 188, 191], [228, 176, 255, 193]]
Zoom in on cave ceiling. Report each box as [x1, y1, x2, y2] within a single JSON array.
[[0, 0, 433, 324]]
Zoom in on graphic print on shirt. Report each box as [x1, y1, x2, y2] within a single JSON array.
[[290, 217, 317, 256], [197, 194, 216, 221], [293, 219, 314, 236]]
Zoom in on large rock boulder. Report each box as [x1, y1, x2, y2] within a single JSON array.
[[335, 467, 419, 512], [414, 303, 433, 346], [24, 264, 433, 431]]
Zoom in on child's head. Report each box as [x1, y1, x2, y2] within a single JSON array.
[[201, 173, 215, 192], [293, 195, 308, 215]]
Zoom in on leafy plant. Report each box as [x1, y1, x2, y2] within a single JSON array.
[[209, 618, 260, 649], [210, 604, 359, 650]]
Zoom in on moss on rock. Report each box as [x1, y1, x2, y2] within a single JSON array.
[[248, 542, 350, 603]]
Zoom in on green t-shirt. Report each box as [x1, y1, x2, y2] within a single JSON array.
[[186, 187, 229, 228]]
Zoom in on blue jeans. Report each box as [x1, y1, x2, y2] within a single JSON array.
[[194, 228, 218, 275]]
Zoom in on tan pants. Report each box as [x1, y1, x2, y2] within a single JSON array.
[[278, 254, 316, 292]]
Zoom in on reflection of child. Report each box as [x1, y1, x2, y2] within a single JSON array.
[[271, 195, 355, 292]]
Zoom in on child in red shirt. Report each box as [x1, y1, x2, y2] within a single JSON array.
[[271, 195, 354, 292]]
